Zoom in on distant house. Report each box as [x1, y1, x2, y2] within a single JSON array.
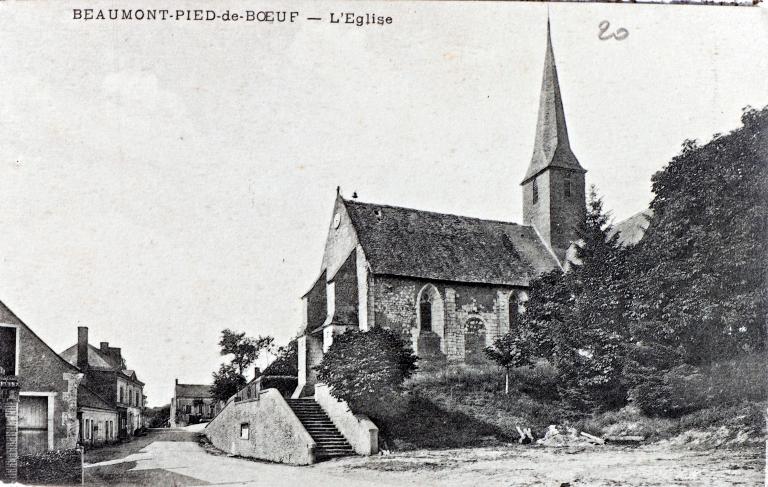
[[60, 327, 145, 439], [76, 384, 118, 446], [170, 380, 215, 427], [0, 300, 82, 482]]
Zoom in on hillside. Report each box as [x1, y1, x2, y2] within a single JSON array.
[[379, 355, 765, 451]]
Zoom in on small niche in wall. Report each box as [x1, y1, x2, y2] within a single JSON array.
[[240, 423, 250, 440]]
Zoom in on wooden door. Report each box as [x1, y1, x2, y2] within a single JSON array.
[[19, 396, 48, 454]]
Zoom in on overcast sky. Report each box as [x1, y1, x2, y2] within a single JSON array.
[[0, 1, 766, 406]]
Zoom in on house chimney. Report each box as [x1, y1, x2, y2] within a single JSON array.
[[175, 378, 178, 385], [100, 342, 109, 352], [77, 327, 89, 370]]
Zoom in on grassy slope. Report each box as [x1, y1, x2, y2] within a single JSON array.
[[383, 355, 766, 450]]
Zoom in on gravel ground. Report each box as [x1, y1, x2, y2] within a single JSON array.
[[328, 444, 764, 486], [80, 428, 764, 486]]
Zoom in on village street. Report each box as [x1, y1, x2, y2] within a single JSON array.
[[82, 427, 763, 486]]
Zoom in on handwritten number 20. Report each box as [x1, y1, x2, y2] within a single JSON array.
[[599, 20, 629, 41]]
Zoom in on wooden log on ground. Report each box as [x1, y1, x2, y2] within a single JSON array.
[[580, 431, 605, 444]]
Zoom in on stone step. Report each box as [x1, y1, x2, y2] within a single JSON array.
[[286, 398, 354, 461]]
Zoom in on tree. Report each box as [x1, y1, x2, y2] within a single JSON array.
[[520, 188, 630, 410], [627, 106, 768, 364], [218, 328, 275, 376], [262, 339, 298, 377], [210, 363, 247, 403], [484, 332, 533, 394], [210, 328, 274, 402], [261, 339, 299, 396], [314, 327, 418, 420]]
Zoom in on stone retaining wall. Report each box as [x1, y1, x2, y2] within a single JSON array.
[[204, 388, 315, 465]]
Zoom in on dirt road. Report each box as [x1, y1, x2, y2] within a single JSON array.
[[83, 428, 763, 486]]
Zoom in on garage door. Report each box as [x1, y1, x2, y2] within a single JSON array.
[[19, 396, 48, 455]]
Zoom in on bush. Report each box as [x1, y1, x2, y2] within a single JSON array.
[[263, 339, 298, 377], [314, 327, 418, 420], [630, 353, 767, 418], [261, 375, 298, 397], [18, 449, 82, 485]]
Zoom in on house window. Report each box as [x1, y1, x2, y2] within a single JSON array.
[[129, 390, 133, 406], [240, 423, 250, 440], [564, 180, 571, 197], [185, 405, 191, 414], [119, 387, 124, 403], [0, 325, 18, 375], [532, 179, 539, 204]]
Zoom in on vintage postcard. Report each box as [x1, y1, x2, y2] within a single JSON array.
[[0, 1, 765, 486]]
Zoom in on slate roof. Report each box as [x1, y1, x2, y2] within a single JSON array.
[[78, 384, 116, 412], [343, 199, 559, 287], [522, 19, 585, 184], [60, 343, 144, 385], [175, 383, 213, 399], [60, 344, 115, 370]]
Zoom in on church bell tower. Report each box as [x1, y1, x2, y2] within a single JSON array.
[[521, 20, 587, 263]]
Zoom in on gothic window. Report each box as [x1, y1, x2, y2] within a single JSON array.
[[415, 284, 445, 356], [464, 318, 486, 364], [509, 293, 519, 329], [532, 178, 539, 204], [420, 295, 432, 332]]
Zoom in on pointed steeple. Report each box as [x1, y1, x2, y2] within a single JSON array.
[[521, 18, 585, 185]]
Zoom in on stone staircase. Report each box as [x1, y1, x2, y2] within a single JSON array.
[[285, 398, 355, 460]]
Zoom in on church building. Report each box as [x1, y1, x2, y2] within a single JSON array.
[[294, 23, 587, 397]]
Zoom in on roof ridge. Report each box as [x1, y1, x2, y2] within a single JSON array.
[[343, 198, 531, 228]]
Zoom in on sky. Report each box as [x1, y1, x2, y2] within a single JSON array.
[[0, 1, 766, 406]]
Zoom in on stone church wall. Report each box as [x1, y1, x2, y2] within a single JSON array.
[[371, 276, 525, 365]]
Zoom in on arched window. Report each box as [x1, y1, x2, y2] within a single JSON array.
[[420, 294, 432, 332], [464, 318, 486, 364], [509, 293, 519, 330], [415, 284, 445, 356]]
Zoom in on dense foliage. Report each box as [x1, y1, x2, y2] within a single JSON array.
[[218, 328, 275, 376], [18, 449, 82, 485], [314, 327, 418, 420], [210, 363, 247, 403], [144, 404, 170, 428], [262, 339, 298, 377], [521, 189, 629, 411], [518, 105, 767, 416], [627, 106, 767, 365], [211, 328, 275, 402]]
